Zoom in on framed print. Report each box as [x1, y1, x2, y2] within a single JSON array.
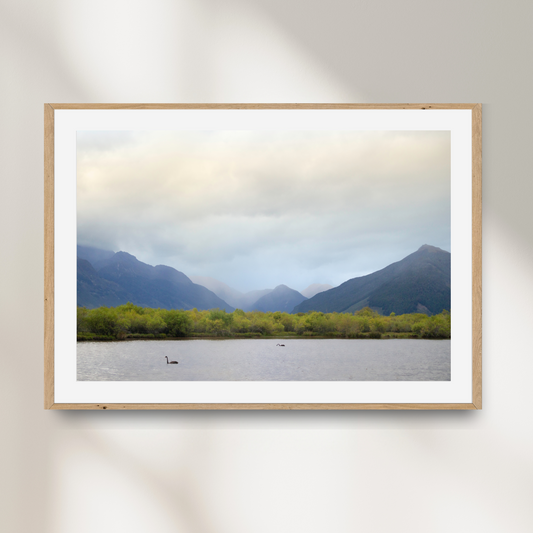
[[44, 104, 482, 410]]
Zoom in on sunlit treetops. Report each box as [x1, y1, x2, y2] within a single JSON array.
[[77, 304, 451, 341]]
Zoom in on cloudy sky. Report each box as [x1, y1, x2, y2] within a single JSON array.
[[77, 130, 450, 293]]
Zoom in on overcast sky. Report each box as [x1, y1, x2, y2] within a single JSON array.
[[77, 130, 450, 293]]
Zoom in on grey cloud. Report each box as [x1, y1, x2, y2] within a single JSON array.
[[77, 130, 450, 292]]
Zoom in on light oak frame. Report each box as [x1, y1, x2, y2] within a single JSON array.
[[44, 103, 482, 410]]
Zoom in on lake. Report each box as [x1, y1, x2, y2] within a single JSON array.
[[77, 338, 450, 381]]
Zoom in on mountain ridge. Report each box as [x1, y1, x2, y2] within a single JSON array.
[[78, 244, 450, 316], [292, 245, 450, 315], [77, 250, 234, 311], [252, 284, 307, 313]]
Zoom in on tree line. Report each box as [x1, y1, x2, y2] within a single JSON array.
[[77, 303, 451, 341]]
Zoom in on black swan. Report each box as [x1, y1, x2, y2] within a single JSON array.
[[165, 356, 178, 364]]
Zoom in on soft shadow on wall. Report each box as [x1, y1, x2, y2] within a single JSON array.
[[3, 1, 361, 532], [56, 0, 356, 102], [47, 415, 533, 533]]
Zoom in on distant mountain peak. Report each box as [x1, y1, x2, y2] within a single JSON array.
[[113, 251, 138, 261], [417, 244, 446, 253], [251, 284, 307, 313]]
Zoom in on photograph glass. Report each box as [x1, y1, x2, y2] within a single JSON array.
[[76, 129, 451, 383]]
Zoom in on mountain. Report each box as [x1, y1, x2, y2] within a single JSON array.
[[77, 257, 130, 308], [78, 244, 450, 315], [301, 283, 334, 299], [239, 289, 273, 311], [77, 245, 115, 270], [190, 276, 273, 311], [293, 245, 450, 316], [189, 276, 244, 308], [77, 249, 234, 311], [252, 284, 307, 313]]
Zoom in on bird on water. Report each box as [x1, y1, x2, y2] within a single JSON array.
[[276, 344, 285, 347], [165, 356, 178, 364]]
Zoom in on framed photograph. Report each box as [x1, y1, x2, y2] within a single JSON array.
[[44, 104, 481, 410]]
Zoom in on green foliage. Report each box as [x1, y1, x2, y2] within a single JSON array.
[[77, 303, 451, 340], [370, 317, 386, 334], [77, 307, 89, 332], [84, 307, 119, 336], [161, 309, 192, 337], [355, 307, 378, 318]]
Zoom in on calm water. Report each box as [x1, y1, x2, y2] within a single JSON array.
[[77, 338, 450, 381]]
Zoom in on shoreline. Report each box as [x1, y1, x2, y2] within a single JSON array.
[[77, 333, 448, 342]]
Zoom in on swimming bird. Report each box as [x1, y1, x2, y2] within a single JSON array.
[[276, 344, 285, 347], [165, 356, 178, 365]]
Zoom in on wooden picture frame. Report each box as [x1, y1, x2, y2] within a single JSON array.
[[45, 104, 481, 410]]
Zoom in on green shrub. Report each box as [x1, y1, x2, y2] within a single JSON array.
[[77, 306, 451, 340]]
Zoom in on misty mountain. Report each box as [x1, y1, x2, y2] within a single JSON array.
[[190, 276, 273, 311], [189, 276, 244, 308], [301, 283, 334, 299], [238, 289, 274, 311], [293, 245, 450, 316], [77, 250, 234, 311], [77, 245, 115, 270], [252, 284, 307, 313]]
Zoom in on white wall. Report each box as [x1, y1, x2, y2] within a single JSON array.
[[1, 1, 532, 531]]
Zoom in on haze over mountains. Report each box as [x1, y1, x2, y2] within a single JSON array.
[[189, 276, 274, 311], [251, 285, 307, 313], [78, 244, 450, 316], [301, 283, 334, 299], [188, 276, 329, 312]]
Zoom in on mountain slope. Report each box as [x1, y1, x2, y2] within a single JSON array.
[[77, 245, 115, 270], [252, 285, 307, 313], [77, 250, 234, 311], [77, 257, 130, 308], [189, 276, 244, 308], [239, 289, 273, 311], [293, 245, 450, 315], [301, 283, 334, 299]]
